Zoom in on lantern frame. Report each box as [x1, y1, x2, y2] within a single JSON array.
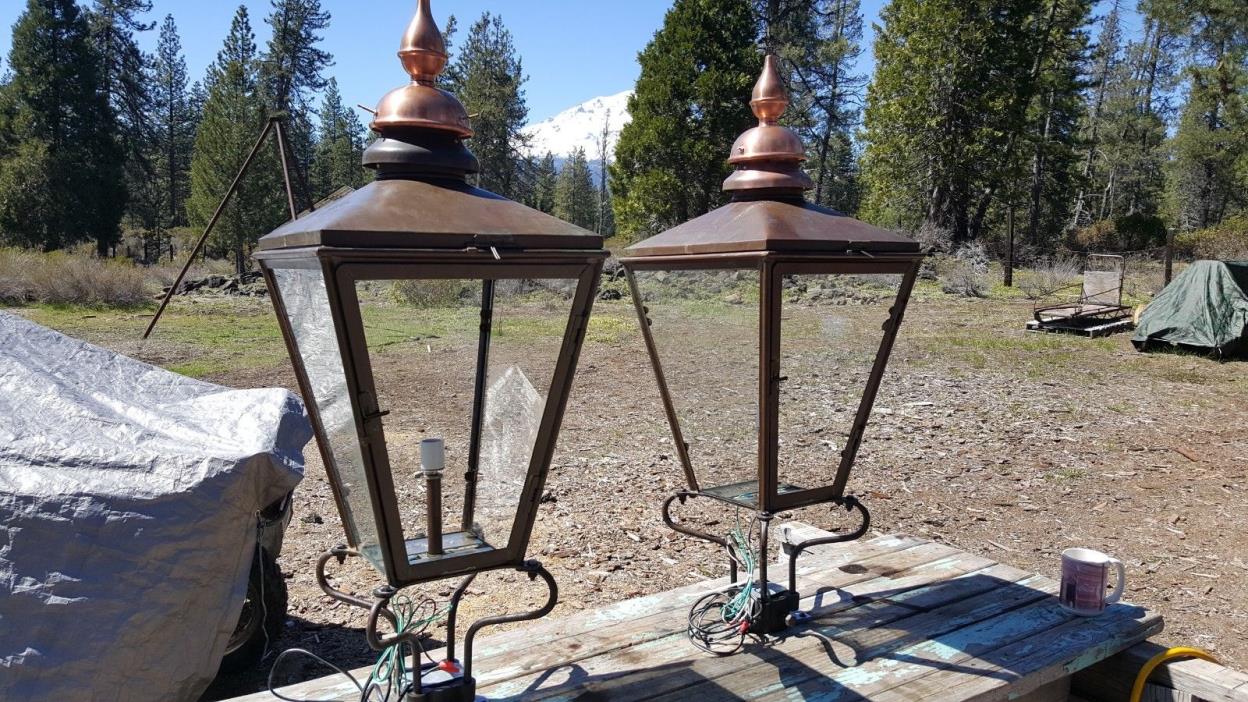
[[259, 247, 604, 588], [254, 2, 606, 696], [622, 251, 920, 515], [618, 55, 925, 642]]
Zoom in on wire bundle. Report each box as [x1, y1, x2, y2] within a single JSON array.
[[364, 594, 447, 699], [267, 594, 448, 702], [687, 520, 762, 655]]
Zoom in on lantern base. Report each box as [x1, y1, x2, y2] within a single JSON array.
[[403, 663, 476, 702], [750, 587, 800, 635], [662, 490, 871, 646], [316, 547, 558, 698]]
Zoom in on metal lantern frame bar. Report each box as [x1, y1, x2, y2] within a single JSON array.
[[621, 250, 922, 514], [258, 246, 606, 588]]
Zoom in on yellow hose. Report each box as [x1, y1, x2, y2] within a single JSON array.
[[1129, 646, 1220, 702]]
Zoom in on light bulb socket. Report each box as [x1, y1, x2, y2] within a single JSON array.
[[420, 438, 446, 474]]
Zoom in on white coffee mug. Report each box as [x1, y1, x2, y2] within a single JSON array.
[[1060, 548, 1125, 616]]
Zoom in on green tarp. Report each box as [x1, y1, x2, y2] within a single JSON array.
[[1133, 260, 1248, 357]]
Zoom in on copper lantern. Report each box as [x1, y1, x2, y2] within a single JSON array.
[[256, 2, 605, 698], [619, 56, 924, 646]]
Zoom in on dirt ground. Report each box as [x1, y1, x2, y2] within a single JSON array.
[[12, 282, 1248, 700]]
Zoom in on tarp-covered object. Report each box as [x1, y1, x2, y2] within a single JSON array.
[[0, 312, 310, 701], [1132, 260, 1248, 357]]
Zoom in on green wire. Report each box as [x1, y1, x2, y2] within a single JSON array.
[[365, 595, 450, 694]]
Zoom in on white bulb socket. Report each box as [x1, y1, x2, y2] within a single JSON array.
[[420, 438, 445, 474]]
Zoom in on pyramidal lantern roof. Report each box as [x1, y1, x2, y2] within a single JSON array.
[[624, 55, 919, 258], [259, 0, 602, 252]]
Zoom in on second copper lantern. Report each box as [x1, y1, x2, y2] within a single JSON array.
[[620, 56, 924, 648]]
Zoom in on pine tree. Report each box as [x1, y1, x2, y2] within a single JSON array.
[[311, 77, 369, 200], [1068, 9, 1177, 249], [595, 110, 615, 235], [188, 5, 285, 274], [758, 0, 866, 214], [149, 15, 194, 233], [554, 148, 597, 230], [0, 0, 125, 254], [1160, 0, 1248, 232], [860, 0, 1088, 246], [611, 0, 760, 240], [260, 0, 332, 187], [445, 13, 529, 199], [89, 0, 154, 248], [529, 152, 557, 214], [1018, 6, 1090, 249]]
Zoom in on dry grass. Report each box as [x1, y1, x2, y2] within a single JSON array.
[[1015, 255, 1082, 300], [0, 247, 151, 307]]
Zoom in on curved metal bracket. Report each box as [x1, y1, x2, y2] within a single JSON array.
[[786, 497, 871, 593], [661, 491, 738, 583], [463, 560, 558, 681], [317, 547, 393, 620]]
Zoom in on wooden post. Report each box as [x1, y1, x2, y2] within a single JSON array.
[[1005, 203, 1016, 287], [1164, 228, 1174, 285]]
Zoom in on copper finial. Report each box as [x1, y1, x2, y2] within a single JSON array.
[[751, 55, 789, 125], [371, 0, 472, 137], [723, 54, 813, 195], [399, 0, 447, 84]]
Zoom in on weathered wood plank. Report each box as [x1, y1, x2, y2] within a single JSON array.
[[748, 592, 1091, 701], [239, 529, 918, 702], [1141, 684, 1197, 702], [1012, 677, 1070, 702], [481, 542, 964, 689], [874, 603, 1164, 701], [482, 555, 1018, 701], [627, 568, 1055, 702], [1072, 641, 1248, 702], [232, 534, 1167, 702]]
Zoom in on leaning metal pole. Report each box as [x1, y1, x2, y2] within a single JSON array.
[[143, 116, 306, 340]]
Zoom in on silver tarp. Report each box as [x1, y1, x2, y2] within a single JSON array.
[[0, 312, 310, 701]]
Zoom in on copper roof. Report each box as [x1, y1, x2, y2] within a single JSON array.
[[258, 178, 602, 251], [259, 0, 602, 252], [624, 54, 920, 259], [623, 199, 919, 257]]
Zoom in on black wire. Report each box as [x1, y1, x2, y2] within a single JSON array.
[[266, 648, 365, 702]]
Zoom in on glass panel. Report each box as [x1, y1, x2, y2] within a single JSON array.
[[631, 269, 759, 502], [272, 267, 381, 569], [353, 277, 574, 566], [776, 272, 903, 498], [478, 278, 572, 548]]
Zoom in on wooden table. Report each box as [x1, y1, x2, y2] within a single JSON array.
[[238, 526, 1161, 701]]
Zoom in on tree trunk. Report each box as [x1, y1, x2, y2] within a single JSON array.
[[1027, 91, 1055, 247]]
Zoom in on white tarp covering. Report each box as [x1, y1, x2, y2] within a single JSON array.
[[0, 311, 310, 701]]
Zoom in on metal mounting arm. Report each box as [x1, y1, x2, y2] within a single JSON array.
[[786, 496, 871, 594], [463, 560, 558, 681], [662, 491, 738, 584]]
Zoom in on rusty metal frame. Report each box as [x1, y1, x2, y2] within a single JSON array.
[[258, 246, 605, 588], [621, 252, 922, 514]]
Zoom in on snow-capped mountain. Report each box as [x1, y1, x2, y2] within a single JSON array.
[[523, 90, 633, 159]]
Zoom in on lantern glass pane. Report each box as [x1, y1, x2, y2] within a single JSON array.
[[353, 277, 572, 565], [775, 273, 903, 496], [271, 267, 382, 569], [631, 269, 759, 496], [480, 278, 572, 550]]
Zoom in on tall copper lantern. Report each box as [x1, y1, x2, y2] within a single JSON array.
[[620, 56, 923, 647], [256, 2, 605, 697]]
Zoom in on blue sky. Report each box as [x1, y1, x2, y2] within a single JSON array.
[[1, 0, 1135, 124]]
